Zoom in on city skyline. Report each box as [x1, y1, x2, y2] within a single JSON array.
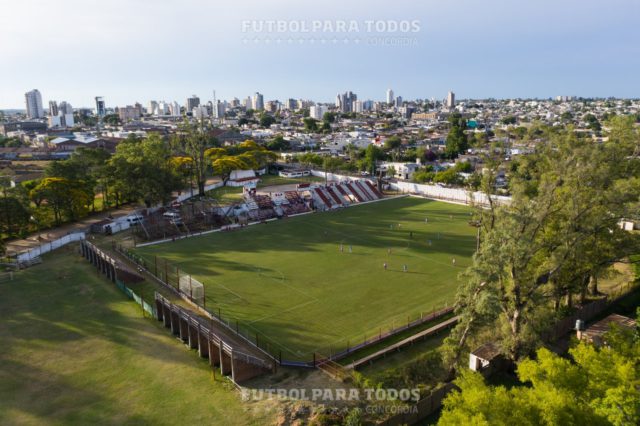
[[2, 0, 640, 109]]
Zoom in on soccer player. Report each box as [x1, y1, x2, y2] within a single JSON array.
[[403, 264, 408, 272], [452, 258, 456, 265], [349, 245, 353, 253], [383, 262, 388, 270], [340, 244, 344, 252]]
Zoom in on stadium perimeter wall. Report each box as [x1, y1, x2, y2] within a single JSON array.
[[309, 170, 511, 207], [16, 232, 86, 262]]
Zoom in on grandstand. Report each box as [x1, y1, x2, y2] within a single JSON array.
[[280, 191, 311, 215], [308, 179, 383, 210], [245, 193, 278, 221]]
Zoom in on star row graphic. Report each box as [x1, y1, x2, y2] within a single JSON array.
[[240, 37, 419, 45], [242, 37, 363, 45]]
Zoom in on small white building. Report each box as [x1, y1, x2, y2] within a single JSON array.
[[378, 162, 421, 180], [227, 169, 259, 187], [469, 342, 502, 373]]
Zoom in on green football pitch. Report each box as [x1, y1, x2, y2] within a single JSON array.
[[135, 196, 476, 361]]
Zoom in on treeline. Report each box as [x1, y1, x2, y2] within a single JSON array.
[[444, 116, 640, 365], [0, 120, 276, 252]]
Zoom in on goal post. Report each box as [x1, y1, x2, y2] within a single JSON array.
[[178, 272, 204, 306]]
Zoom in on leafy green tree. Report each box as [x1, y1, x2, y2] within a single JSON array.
[[0, 177, 30, 237], [500, 115, 517, 125], [45, 147, 110, 211], [322, 157, 344, 174], [103, 114, 120, 126], [386, 165, 396, 178], [0, 136, 24, 147], [29, 177, 92, 224], [172, 119, 216, 196], [204, 143, 266, 184], [413, 166, 436, 183], [434, 167, 463, 186], [322, 112, 336, 123], [362, 144, 385, 174], [303, 117, 318, 132], [445, 114, 469, 158], [298, 152, 324, 168], [444, 118, 640, 364], [560, 111, 574, 123], [584, 113, 602, 132], [266, 134, 290, 151], [440, 317, 640, 426], [107, 134, 180, 207], [259, 114, 276, 128]]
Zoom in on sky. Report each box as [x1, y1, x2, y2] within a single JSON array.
[[1, 0, 639, 109]]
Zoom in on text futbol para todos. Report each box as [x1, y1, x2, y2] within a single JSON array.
[[242, 20, 421, 34]]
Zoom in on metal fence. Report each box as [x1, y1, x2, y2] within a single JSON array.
[[116, 279, 156, 317], [379, 382, 457, 426]]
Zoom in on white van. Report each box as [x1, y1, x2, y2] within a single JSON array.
[[163, 211, 183, 226], [126, 214, 144, 224]]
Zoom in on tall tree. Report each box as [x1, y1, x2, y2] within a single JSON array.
[[172, 118, 215, 196], [0, 177, 30, 237], [107, 134, 180, 207], [444, 119, 640, 364], [29, 177, 92, 224], [445, 113, 468, 158]]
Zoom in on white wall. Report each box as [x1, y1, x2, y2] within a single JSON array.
[[310, 170, 511, 207], [16, 232, 86, 262]]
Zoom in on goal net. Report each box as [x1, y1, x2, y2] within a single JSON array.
[[178, 272, 205, 306]]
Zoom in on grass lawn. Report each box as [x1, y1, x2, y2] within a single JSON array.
[[0, 248, 270, 425], [135, 197, 475, 361]]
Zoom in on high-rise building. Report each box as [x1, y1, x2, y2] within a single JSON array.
[[95, 96, 106, 116], [58, 101, 73, 115], [286, 98, 297, 110], [336, 91, 357, 113], [213, 101, 226, 119], [116, 105, 141, 122], [395, 96, 403, 108], [48, 99, 74, 128], [134, 102, 143, 117], [446, 91, 455, 109], [252, 92, 264, 111], [25, 89, 44, 118], [309, 105, 327, 120], [186, 95, 200, 113], [48, 113, 74, 128], [193, 105, 209, 119], [49, 101, 59, 116], [386, 89, 394, 104], [156, 101, 169, 116], [148, 100, 158, 115], [169, 101, 181, 117]]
